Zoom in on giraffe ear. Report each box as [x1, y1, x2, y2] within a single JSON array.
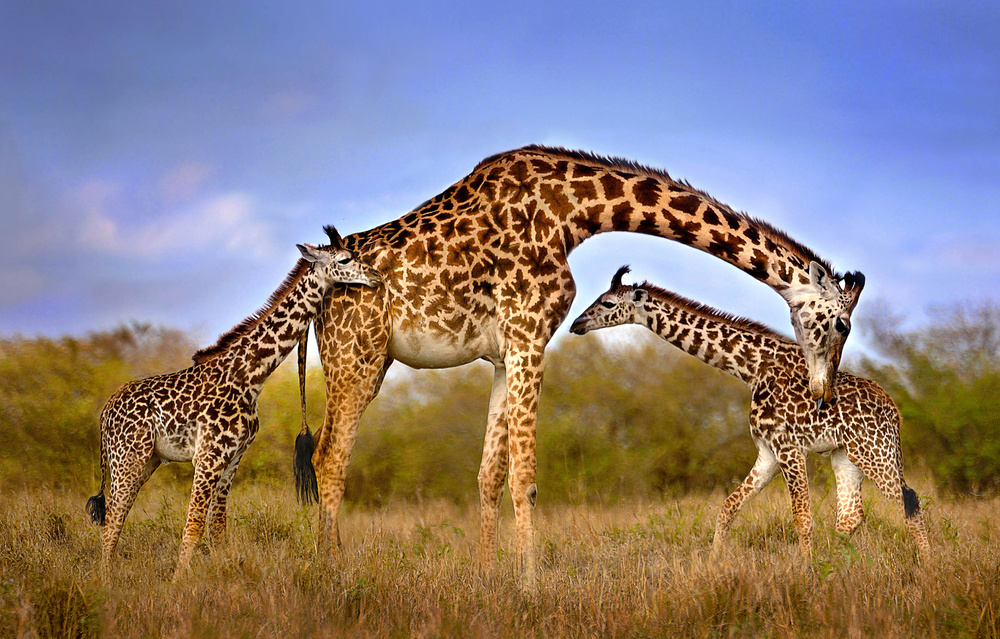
[[298, 243, 327, 264], [808, 261, 838, 297], [632, 289, 648, 305]]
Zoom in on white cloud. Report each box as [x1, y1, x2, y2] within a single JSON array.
[[159, 163, 213, 202], [75, 186, 275, 261]]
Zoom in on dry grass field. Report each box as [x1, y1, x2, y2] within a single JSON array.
[[2, 480, 998, 638]]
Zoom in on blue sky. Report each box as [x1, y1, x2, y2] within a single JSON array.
[[1, 1, 998, 360]]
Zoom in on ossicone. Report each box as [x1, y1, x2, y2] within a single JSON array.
[[611, 265, 631, 289], [323, 225, 343, 249], [842, 271, 866, 293]]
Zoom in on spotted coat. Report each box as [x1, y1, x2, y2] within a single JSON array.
[[301, 146, 866, 585], [570, 266, 930, 560], [86, 227, 379, 579]]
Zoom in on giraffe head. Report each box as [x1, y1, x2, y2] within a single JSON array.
[[569, 266, 648, 335], [296, 225, 381, 288], [783, 261, 865, 408]]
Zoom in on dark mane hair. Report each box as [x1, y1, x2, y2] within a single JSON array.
[[192, 259, 311, 364], [476, 145, 836, 278], [635, 280, 792, 344]]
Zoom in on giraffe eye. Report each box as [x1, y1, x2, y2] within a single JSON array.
[[835, 318, 850, 335], [336, 254, 353, 265], [601, 301, 615, 309]]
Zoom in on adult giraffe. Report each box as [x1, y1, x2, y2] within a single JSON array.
[[303, 145, 865, 586]]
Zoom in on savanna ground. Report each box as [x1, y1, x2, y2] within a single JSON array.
[[3, 303, 1000, 637], [3, 481, 998, 638]]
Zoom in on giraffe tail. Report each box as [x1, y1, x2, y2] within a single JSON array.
[[293, 323, 320, 505], [294, 428, 320, 505], [902, 485, 921, 519], [86, 435, 107, 525]]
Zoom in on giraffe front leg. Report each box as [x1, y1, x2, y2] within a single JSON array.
[[503, 345, 545, 590], [830, 448, 865, 537], [206, 415, 258, 545], [780, 450, 813, 557], [206, 451, 245, 544], [175, 453, 226, 579], [477, 364, 509, 579], [313, 286, 391, 553], [712, 440, 780, 557]]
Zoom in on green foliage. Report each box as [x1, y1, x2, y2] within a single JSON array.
[[0, 323, 195, 491], [4, 300, 998, 503], [859, 301, 1000, 497]]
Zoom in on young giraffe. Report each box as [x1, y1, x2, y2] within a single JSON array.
[[85, 226, 380, 579], [570, 266, 930, 560], [301, 146, 866, 585]]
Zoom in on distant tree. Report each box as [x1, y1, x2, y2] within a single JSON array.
[[859, 301, 1000, 497], [0, 324, 196, 491]]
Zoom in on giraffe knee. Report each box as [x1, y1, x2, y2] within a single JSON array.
[[527, 484, 537, 508]]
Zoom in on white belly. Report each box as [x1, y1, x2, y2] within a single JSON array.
[[388, 322, 505, 369]]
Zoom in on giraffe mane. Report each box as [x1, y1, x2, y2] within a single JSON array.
[[477, 145, 838, 278], [192, 258, 312, 364], [634, 281, 794, 344]]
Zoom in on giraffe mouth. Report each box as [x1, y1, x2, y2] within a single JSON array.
[[569, 318, 590, 335]]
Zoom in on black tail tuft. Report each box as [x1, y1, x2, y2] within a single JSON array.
[[86, 493, 106, 526], [903, 486, 921, 518], [294, 429, 320, 505]]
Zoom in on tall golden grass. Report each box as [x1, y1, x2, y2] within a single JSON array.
[[2, 479, 997, 638]]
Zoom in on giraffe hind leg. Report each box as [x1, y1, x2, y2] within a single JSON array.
[[830, 447, 865, 537], [100, 448, 159, 579]]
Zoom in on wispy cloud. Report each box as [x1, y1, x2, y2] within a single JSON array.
[[159, 163, 213, 203], [75, 183, 275, 261]]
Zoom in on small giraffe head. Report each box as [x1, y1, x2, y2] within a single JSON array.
[[296, 225, 381, 288], [783, 262, 865, 408], [569, 266, 648, 335]]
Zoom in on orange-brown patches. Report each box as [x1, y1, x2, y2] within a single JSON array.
[[599, 173, 625, 199], [632, 177, 662, 207], [570, 180, 598, 202], [748, 249, 770, 281], [611, 201, 634, 229], [707, 229, 747, 262], [571, 163, 597, 178], [669, 194, 702, 215], [667, 217, 702, 245], [539, 182, 574, 219]]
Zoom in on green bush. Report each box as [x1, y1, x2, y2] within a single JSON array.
[[859, 301, 1000, 497]]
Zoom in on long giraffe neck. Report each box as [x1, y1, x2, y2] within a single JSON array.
[[480, 146, 834, 298], [193, 260, 324, 392], [635, 284, 796, 384]]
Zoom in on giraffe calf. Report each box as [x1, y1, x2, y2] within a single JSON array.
[[570, 267, 930, 561], [85, 226, 380, 579]]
